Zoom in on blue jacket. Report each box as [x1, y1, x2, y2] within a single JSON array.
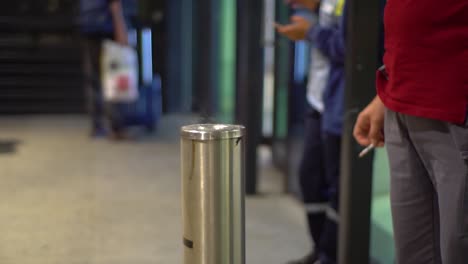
[[306, 3, 347, 136], [79, 0, 114, 35]]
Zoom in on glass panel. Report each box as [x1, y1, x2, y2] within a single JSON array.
[[293, 41, 309, 84], [262, 0, 276, 137]]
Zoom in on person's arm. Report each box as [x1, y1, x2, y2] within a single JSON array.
[[109, 0, 128, 45], [276, 3, 347, 63], [306, 4, 346, 64]]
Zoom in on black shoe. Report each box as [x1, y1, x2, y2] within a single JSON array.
[[90, 126, 107, 138], [286, 252, 318, 264]]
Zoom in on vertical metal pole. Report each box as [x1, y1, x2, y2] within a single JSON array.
[[235, 0, 264, 195], [339, 0, 380, 263], [192, 0, 215, 117], [271, 0, 292, 177], [166, 0, 182, 112], [181, 124, 246, 264], [166, 0, 193, 112], [180, 0, 193, 112]]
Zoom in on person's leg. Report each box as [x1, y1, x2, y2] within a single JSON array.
[[299, 108, 327, 247], [404, 114, 468, 264], [317, 132, 341, 264], [385, 109, 441, 264], [288, 107, 327, 263], [82, 37, 105, 135], [106, 102, 126, 136]]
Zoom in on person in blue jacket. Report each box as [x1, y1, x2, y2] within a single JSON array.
[[276, 0, 346, 263], [79, 0, 129, 139]]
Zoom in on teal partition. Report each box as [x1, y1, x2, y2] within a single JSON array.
[[273, 0, 290, 140], [370, 148, 394, 264], [217, 0, 236, 123]]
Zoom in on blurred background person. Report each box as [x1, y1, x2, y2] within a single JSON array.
[[280, 0, 343, 263], [79, 0, 129, 139], [277, 0, 346, 263]]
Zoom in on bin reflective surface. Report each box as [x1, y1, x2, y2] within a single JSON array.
[[181, 124, 245, 264]]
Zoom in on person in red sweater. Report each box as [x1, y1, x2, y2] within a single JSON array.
[[354, 1, 468, 263]]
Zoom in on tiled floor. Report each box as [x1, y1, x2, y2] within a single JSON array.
[[0, 115, 310, 264]]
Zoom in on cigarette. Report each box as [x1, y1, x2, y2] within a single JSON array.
[[359, 144, 375, 158]]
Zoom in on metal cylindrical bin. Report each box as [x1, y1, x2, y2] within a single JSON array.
[[181, 124, 246, 264]]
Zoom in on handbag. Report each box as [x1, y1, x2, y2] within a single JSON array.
[[101, 40, 139, 103]]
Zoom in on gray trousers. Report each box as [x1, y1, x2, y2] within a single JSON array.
[[385, 109, 468, 264]]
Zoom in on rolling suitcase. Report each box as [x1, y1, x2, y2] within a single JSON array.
[[121, 75, 162, 132]]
